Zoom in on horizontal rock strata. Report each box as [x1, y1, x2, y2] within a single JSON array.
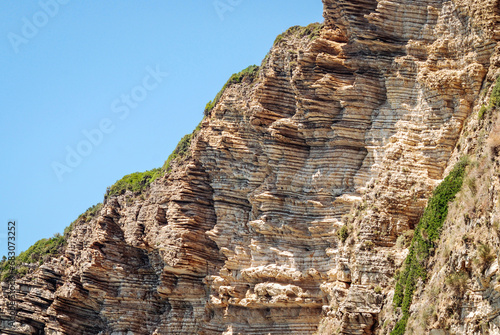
[[0, 0, 499, 334]]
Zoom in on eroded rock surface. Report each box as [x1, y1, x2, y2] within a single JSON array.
[[1, 0, 499, 334]]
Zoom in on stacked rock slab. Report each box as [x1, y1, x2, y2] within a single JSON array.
[[0, 0, 499, 334]]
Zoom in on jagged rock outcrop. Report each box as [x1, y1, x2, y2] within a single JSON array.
[[1, 0, 499, 334]]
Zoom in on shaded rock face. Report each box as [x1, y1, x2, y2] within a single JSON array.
[[1, 0, 499, 334]]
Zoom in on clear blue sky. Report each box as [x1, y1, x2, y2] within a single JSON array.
[[0, 1, 324, 254]]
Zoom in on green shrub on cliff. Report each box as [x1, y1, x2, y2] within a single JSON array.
[[107, 108, 207, 197], [479, 76, 500, 120], [16, 235, 66, 265], [0, 201, 109, 282], [391, 157, 468, 335], [338, 225, 349, 242], [64, 202, 103, 237], [162, 133, 193, 172], [273, 23, 323, 46], [478, 105, 487, 120], [204, 65, 259, 116], [490, 76, 500, 108], [0, 234, 66, 281], [106, 168, 162, 197]]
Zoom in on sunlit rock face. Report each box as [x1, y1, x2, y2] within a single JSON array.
[[0, 0, 498, 334]]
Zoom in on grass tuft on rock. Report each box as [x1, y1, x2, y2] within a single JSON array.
[[273, 23, 323, 46], [204, 65, 259, 116], [0, 234, 66, 281], [479, 76, 500, 120], [106, 168, 163, 197]]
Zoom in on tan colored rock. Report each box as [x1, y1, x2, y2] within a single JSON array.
[[0, 0, 499, 334]]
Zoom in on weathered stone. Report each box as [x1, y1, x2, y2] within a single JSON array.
[[0, 0, 499, 334]]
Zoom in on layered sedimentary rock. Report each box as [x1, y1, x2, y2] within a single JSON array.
[[400, 88, 500, 334], [1, 0, 499, 334]]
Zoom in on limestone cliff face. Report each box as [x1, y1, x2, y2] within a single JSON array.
[[1, 0, 499, 334]]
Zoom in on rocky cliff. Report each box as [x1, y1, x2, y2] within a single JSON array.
[[1, 0, 500, 334]]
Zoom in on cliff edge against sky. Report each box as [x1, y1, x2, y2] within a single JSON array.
[[1, 0, 500, 334]]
